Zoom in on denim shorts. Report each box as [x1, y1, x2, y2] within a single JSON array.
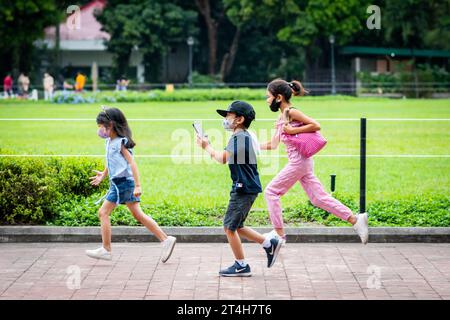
[[223, 191, 258, 231], [105, 177, 140, 204]]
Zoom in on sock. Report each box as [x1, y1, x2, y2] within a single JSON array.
[[236, 259, 247, 267], [262, 236, 272, 248]]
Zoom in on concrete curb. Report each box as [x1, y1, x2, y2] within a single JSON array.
[[1, 226, 449, 243]]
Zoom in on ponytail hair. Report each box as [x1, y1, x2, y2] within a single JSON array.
[[267, 78, 309, 103], [288, 80, 309, 96]]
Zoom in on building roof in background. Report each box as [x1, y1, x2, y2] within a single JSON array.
[[340, 46, 450, 58], [44, 0, 109, 42]]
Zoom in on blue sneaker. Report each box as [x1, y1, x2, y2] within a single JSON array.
[[264, 237, 282, 268], [219, 261, 252, 277]]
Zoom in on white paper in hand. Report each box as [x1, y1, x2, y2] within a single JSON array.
[[193, 121, 206, 138]]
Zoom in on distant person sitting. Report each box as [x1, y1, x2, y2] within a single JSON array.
[[116, 76, 130, 91], [43, 73, 55, 101], [75, 72, 86, 92], [3, 73, 14, 98], [18, 73, 30, 98]]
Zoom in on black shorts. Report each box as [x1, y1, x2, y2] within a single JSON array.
[[223, 191, 258, 231]]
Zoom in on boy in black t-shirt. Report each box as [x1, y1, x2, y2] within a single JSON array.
[[196, 100, 282, 277]]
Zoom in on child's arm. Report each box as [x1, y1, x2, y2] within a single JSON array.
[[283, 109, 321, 135], [90, 167, 108, 186], [121, 145, 142, 197], [260, 130, 281, 150], [196, 136, 228, 164]]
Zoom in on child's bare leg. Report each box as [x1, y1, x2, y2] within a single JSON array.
[[98, 200, 117, 251], [126, 202, 168, 241], [224, 228, 245, 260], [274, 228, 285, 238], [347, 215, 358, 225], [237, 227, 265, 244]]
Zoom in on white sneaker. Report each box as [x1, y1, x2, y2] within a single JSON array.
[[86, 247, 112, 260], [263, 230, 286, 246], [161, 236, 177, 263], [353, 213, 369, 245]]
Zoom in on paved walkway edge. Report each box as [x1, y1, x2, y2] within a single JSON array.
[[0, 226, 449, 243]]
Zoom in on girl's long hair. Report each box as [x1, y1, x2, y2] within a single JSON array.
[[96, 107, 136, 148]]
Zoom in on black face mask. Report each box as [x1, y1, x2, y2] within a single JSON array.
[[270, 98, 281, 112]]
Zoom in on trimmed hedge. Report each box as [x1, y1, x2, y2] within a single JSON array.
[[0, 156, 107, 224], [52, 88, 267, 104], [51, 89, 359, 104]]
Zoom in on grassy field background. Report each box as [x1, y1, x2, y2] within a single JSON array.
[[0, 97, 449, 212]]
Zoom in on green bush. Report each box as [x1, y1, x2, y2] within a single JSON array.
[[53, 88, 268, 104], [50, 194, 140, 226], [52, 88, 364, 105], [50, 157, 106, 197], [357, 64, 450, 98], [367, 195, 450, 227], [0, 156, 106, 224], [47, 192, 450, 227], [0, 158, 60, 224], [50, 197, 228, 227], [283, 192, 450, 227]]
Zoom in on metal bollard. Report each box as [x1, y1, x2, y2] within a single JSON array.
[[330, 174, 336, 192]]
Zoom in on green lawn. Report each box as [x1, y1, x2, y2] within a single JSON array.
[[1, 98, 449, 211]]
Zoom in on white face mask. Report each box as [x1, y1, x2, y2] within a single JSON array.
[[222, 117, 236, 131]]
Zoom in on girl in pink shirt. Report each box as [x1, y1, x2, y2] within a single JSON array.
[[260, 79, 369, 244]]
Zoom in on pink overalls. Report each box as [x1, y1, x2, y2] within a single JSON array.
[[264, 117, 353, 229]]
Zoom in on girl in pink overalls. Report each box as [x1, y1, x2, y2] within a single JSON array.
[[260, 79, 369, 244]]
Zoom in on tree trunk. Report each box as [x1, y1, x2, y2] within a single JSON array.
[[220, 28, 241, 81], [195, 0, 219, 76]]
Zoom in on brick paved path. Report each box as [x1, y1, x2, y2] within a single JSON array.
[[0, 243, 449, 300]]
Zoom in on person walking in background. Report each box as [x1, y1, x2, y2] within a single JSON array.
[[3, 73, 14, 98], [18, 73, 30, 98], [75, 72, 86, 92], [43, 73, 54, 101]]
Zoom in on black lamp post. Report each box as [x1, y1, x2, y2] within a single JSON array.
[[187, 36, 194, 87], [329, 35, 336, 95]]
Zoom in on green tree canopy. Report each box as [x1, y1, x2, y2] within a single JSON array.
[[96, 0, 198, 81], [0, 0, 59, 75]]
